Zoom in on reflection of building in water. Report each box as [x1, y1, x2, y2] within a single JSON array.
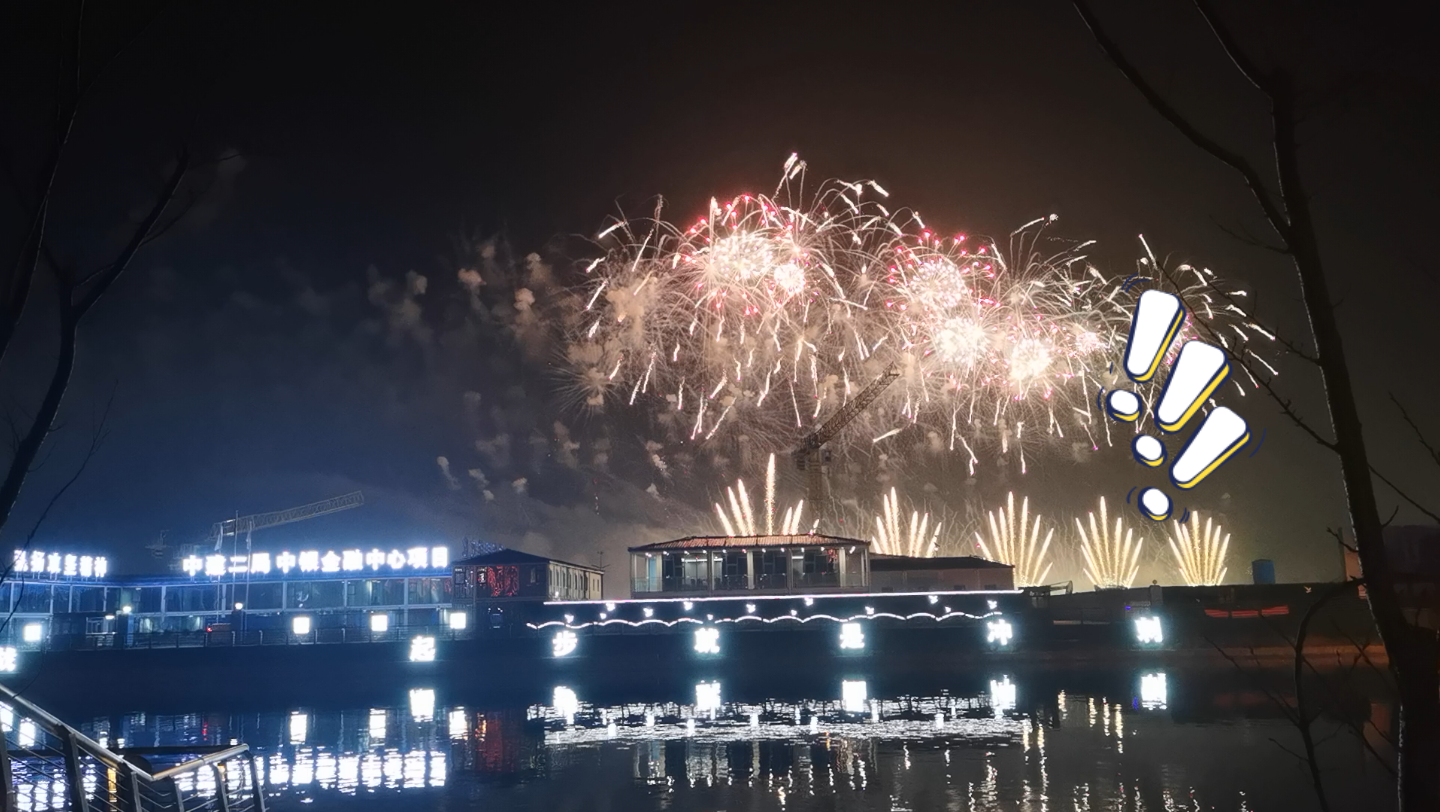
[[459, 708, 546, 783]]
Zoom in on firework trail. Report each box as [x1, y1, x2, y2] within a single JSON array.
[[1076, 496, 1143, 589], [975, 492, 1054, 587], [871, 487, 942, 557], [713, 453, 808, 536], [1168, 512, 1230, 586]]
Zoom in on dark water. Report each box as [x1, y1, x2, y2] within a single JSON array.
[[66, 669, 1393, 811]]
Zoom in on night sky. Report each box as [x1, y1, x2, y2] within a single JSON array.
[[2, 1, 1435, 588]]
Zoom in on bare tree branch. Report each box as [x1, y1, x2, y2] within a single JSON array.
[[1070, 0, 1292, 242], [1391, 394, 1440, 469], [1192, 0, 1275, 94], [1370, 466, 1440, 525]]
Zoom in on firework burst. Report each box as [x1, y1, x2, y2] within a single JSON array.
[[974, 492, 1054, 587], [1076, 496, 1143, 589], [1167, 512, 1230, 586]]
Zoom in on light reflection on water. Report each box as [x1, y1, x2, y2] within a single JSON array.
[[65, 670, 1385, 811]]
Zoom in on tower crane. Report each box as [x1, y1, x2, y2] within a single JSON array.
[[212, 491, 365, 552], [791, 363, 900, 526]]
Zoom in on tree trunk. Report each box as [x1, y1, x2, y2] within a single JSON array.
[[1272, 81, 1440, 810]]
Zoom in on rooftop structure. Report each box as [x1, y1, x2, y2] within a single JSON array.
[[629, 535, 869, 597], [869, 555, 1016, 592]]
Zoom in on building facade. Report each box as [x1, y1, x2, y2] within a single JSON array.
[[629, 535, 870, 597], [869, 555, 1015, 592]]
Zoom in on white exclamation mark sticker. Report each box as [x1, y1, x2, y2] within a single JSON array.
[[1154, 341, 1230, 433], [1170, 406, 1249, 490], [1124, 290, 1186, 383]]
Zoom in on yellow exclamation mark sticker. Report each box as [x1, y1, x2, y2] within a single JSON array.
[[1123, 290, 1186, 383]]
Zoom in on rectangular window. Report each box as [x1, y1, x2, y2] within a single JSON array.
[[286, 581, 344, 609], [239, 581, 284, 610], [165, 585, 218, 613], [72, 586, 105, 613], [15, 584, 51, 613]]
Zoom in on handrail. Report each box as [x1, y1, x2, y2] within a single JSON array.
[[1, 680, 248, 784]]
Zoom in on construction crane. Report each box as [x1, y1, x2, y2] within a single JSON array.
[[212, 491, 365, 552], [791, 363, 900, 526]]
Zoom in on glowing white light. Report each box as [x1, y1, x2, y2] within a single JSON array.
[[205, 554, 226, 577], [449, 612, 468, 630], [1135, 616, 1163, 644], [250, 552, 272, 574], [62, 554, 77, 576], [553, 686, 579, 723], [409, 688, 436, 721], [78, 555, 93, 577], [366, 549, 386, 570], [750, 712, 760, 728], [605, 602, 617, 611], [928, 595, 939, 604], [695, 681, 722, 714], [990, 677, 1017, 712], [1140, 672, 1168, 709], [687, 718, 697, 735], [276, 551, 298, 573], [10, 550, 24, 571], [22, 624, 42, 643], [430, 546, 449, 568], [409, 635, 437, 662], [842, 680, 867, 713], [120, 605, 131, 614], [292, 616, 312, 635], [987, 600, 998, 610], [839, 622, 865, 650], [694, 627, 720, 654], [448, 708, 467, 740], [227, 555, 248, 574], [369, 709, 386, 741], [298, 550, 320, 573], [46, 553, 60, 574], [342, 549, 364, 571], [234, 602, 244, 610], [745, 604, 757, 614], [645, 712, 655, 727], [18, 720, 36, 748], [0, 647, 17, 673], [182, 555, 204, 576], [408, 547, 429, 568], [321, 551, 341, 573], [552, 630, 578, 657], [93, 556, 108, 578], [804, 597, 814, 606], [987, 619, 1013, 646], [289, 712, 308, 744], [642, 606, 654, 618], [387, 550, 406, 570], [370, 614, 389, 633], [865, 606, 875, 615]]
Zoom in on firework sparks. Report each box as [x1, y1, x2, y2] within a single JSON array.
[[713, 453, 807, 536], [1076, 496, 1143, 590], [570, 156, 1271, 479], [975, 492, 1054, 587], [872, 487, 942, 558], [1168, 512, 1230, 586]]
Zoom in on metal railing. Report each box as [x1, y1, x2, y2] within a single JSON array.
[[21, 622, 471, 653], [0, 682, 265, 812]]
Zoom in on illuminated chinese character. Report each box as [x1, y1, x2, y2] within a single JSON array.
[[407, 547, 428, 569], [987, 619, 1013, 646], [693, 627, 720, 654], [205, 555, 226, 577], [430, 546, 449, 568], [78, 556, 93, 578], [29, 551, 44, 572], [365, 549, 386, 570], [276, 551, 298, 573], [409, 636, 436, 663], [0, 647, 16, 673], [1134, 616, 1163, 644], [12, 550, 27, 572], [298, 551, 320, 572], [321, 551, 341, 573], [250, 552, 272, 575], [552, 630, 578, 657], [386, 550, 406, 570], [182, 556, 204, 577], [63, 555, 78, 576], [93, 558, 107, 578], [342, 550, 364, 571], [839, 622, 865, 650], [46, 553, 61, 574]]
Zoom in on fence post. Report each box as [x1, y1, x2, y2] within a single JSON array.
[[213, 764, 231, 812], [247, 753, 267, 812], [172, 776, 186, 812], [0, 722, 15, 812], [59, 728, 92, 812], [124, 765, 145, 812]]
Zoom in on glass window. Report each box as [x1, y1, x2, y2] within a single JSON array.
[[286, 580, 344, 609], [347, 578, 405, 606], [0, 583, 11, 611], [139, 587, 163, 613], [73, 586, 105, 613], [165, 585, 218, 613], [15, 584, 52, 613], [408, 577, 451, 605], [238, 581, 284, 610]]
